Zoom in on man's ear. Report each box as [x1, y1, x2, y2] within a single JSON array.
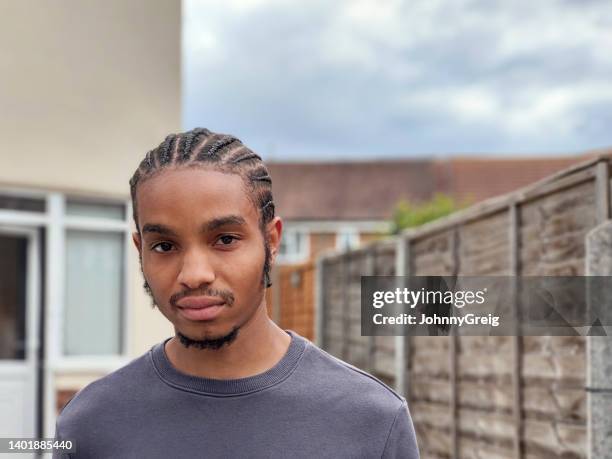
[[267, 216, 283, 264], [132, 231, 142, 256]]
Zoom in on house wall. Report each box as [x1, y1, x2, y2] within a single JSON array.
[[309, 232, 336, 259], [0, 0, 180, 435], [0, 0, 181, 197], [359, 231, 386, 245]]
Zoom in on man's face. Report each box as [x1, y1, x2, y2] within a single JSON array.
[[132, 167, 281, 343]]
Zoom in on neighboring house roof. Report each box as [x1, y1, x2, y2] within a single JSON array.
[[267, 152, 603, 221], [433, 155, 596, 206], [267, 161, 435, 221]]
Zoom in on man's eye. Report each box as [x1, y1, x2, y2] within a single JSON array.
[[151, 242, 174, 253], [216, 235, 239, 246]]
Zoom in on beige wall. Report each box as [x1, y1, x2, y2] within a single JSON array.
[[359, 231, 386, 245], [309, 232, 336, 259], [0, 0, 181, 196], [0, 0, 180, 361]]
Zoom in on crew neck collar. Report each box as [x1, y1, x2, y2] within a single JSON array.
[[149, 329, 307, 396]]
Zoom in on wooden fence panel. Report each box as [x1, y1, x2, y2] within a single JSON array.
[[312, 154, 612, 459]]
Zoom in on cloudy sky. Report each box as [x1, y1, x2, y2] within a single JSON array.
[[183, 0, 612, 161]]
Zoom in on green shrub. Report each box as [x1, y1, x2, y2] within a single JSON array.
[[389, 193, 470, 235]]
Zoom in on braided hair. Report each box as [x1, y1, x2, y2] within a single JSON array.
[[129, 127, 275, 288]]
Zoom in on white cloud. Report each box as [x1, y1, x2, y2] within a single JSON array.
[[188, 0, 286, 14], [183, 0, 612, 158]]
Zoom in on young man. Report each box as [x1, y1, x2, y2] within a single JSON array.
[[53, 128, 420, 458]]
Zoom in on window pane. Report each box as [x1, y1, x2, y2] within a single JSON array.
[[296, 232, 306, 254], [278, 230, 308, 263], [0, 235, 27, 360], [0, 195, 45, 212], [337, 230, 359, 251], [66, 200, 124, 220], [64, 230, 123, 355], [279, 237, 290, 256]]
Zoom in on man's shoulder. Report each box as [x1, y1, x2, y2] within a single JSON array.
[[299, 339, 405, 410], [293, 339, 416, 456], [57, 348, 153, 424]]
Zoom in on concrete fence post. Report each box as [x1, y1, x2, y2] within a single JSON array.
[[585, 221, 612, 459], [394, 235, 409, 397], [509, 201, 524, 459]]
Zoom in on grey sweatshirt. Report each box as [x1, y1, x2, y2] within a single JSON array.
[[53, 330, 419, 458]]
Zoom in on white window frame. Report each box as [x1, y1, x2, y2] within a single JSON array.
[[50, 194, 132, 369], [277, 227, 310, 265], [0, 188, 131, 370], [0, 188, 133, 440], [336, 227, 360, 252]]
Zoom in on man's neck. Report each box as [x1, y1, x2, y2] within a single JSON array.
[[164, 306, 291, 380]]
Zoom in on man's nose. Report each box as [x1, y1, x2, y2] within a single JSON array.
[[177, 248, 216, 289]]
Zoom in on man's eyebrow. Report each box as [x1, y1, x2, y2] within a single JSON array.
[[142, 223, 179, 237], [204, 215, 247, 232], [141, 216, 247, 237]]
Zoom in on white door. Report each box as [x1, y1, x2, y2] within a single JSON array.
[[0, 226, 40, 442]]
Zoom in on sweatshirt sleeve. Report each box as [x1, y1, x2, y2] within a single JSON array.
[[381, 398, 420, 459]]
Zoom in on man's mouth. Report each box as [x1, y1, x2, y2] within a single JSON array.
[[176, 296, 225, 309], [175, 296, 226, 321]]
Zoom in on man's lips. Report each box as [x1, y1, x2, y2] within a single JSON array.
[[175, 296, 226, 321], [175, 296, 225, 309]]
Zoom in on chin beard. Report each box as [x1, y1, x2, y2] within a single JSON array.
[[176, 326, 240, 350]]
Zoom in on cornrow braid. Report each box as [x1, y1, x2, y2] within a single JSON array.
[[249, 166, 272, 184], [175, 127, 207, 163], [191, 133, 222, 160], [206, 136, 240, 157], [144, 150, 154, 172], [261, 198, 275, 225], [230, 150, 262, 164], [129, 127, 276, 237], [174, 135, 189, 162]]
